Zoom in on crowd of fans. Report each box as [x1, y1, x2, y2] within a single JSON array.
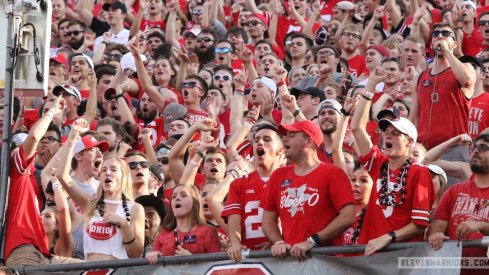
[[3, 0, 489, 272]]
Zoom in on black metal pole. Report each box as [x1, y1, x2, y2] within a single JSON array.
[[0, 0, 16, 264]]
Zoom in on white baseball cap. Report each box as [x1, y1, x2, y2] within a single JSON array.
[[318, 99, 342, 115], [427, 164, 448, 184], [253, 77, 277, 96], [378, 117, 418, 142], [120, 52, 147, 73]]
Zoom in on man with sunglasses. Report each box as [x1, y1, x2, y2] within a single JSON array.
[[412, 23, 476, 183], [126, 151, 152, 199], [428, 133, 489, 266], [478, 12, 489, 53], [181, 75, 211, 126], [244, 13, 268, 46], [155, 144, 175, 201], [195, 29, 217, 66], [214, 40, 242, 71], [66, 20, 92, 56]]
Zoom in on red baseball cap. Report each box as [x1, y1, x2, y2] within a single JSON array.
[[73, 135, 110, 154], [50, 54, 68, 67], [279, 120, 323, 147], [367, 45, 390, 58]]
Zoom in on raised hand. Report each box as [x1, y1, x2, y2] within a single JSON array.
[[138, 128, 152, 140], [72, 117, 90, 133], [236, 47, 253, 64], [50, 96, 67, 116], [343, 96, 359, 113], [318, 64, 333, 81], [367, 66, 388, 86], [194, 118, 219, 132], [234, 65, 247, 91], [280, 92, 299, 112], [274, 65, 288, 83], [373, 5, 385, 20]]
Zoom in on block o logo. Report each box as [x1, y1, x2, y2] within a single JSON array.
[[205, 263, 272, 275]]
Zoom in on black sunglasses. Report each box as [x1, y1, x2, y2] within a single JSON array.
[[158, 157, 169, 165], [128, 161, 150, 170], [180, 81, 200, 89], [431, 30, 455, 39], [65, 30, 84, 37], [46, 200, 56, 207], [245, 20, 261, 27], [480, 20, 489, 27], [197, 37, 214, 43]]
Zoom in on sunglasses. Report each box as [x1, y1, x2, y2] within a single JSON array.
[[317, 51, 335, 57], [180, 81, 200, 89], [213, 75, 231, 81], [158, 157, 169, 165], [106, 54, 122, 62], [479, 20, 489, 27], [431, 30, 455, 39], [245, 20, 261, 27], [197, 37, 213, 43], [470, 143, 489, 153], [40, 136, 59, 143], [65, 30, 84, 37], [215, 47, 232, 54], [341, 32, 361, 40], [46, 200, 56, 207], [128, 161, 150, 170]]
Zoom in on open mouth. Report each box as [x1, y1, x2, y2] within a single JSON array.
[[145, 223, 149, 230], [256, 147, 265, 156], [294, 5, 300, 9], [104, 178, 112, 183], [218, 56, 225, 62], [136, 172, 144, 177], [203, 203, 208, 209], [94, 160, 102, 169], [385, 142, 393, 149], [183, 90, 189, 97], [210, 168, 218, 173], [174, 203, 182, 209], [218, 83, 224, 89]]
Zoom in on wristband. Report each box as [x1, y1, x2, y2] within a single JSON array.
[[234, 89, 244, 94], [273, 240, 285, 245], [102, 41, 109, 46], [311, 233, 321, 246], [340, 108, 351, 116], [190, 160, 200, 167], [195, 150, 206, 159], [361, 94, 373, 101], [123, 236, 136, 245], [307, 237, 318, 247], [52, 182, 62, 191], [44, 109, 55, 120], [387, 231, 396, 243], [293, 109, 301, 117], [276, 81, 285, 87]]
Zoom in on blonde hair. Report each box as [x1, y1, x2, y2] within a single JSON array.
[[162, 185, 206, 230], [88, 157, 134, 217]]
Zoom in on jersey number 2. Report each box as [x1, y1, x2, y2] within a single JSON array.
[[244, 201, 265, 239]]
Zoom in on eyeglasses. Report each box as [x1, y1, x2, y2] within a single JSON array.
[[245, 20, 261, 27], [317, 51, 335, 57], [215, 47, 232, 54], [106, 54, 122, 62], [470, 143, 489, 153], [192, 9, 203, 15], [213, 75, 231, 81], [128, 161, 150, 170], [158, 157, 169, 165], [40, 136, 59, 143], [431, 30, 455, 39], [479, 20, 489, 27], [197, 37, 214, 43], [87, 147, 101, 154], [65, 30, 84, 37], [341, 32, 361, 40], [180, 81, 201, 89]]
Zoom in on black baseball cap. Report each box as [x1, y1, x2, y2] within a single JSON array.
[[103, 1, 127, 13], [459, 55, 484, 70], [290, 87, 326, 102], [135, 195, 167, 221]]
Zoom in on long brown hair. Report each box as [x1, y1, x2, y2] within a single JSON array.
[[162, 185, 206, 230], [88, 157, 134, 217]]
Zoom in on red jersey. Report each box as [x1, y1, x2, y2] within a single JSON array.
[[341, 213, 362, 246], [221, 171, 269, 250], [317, 143, 333, 163], [462, 29, 483, 56], [468, 92, 489, 139], [79, 89, 90, 100], [140, 18, 165, 33], [358, 146, 435, 244], [434, 179, 489, 258], [5, 146, 50, 262], [347, 55, 368, 78], [186, 108, 209, 125], [417, 68, 471, 149], [135, 117, 165, 146], [152, 225, 221, 256], [260, 163, 354, 245]]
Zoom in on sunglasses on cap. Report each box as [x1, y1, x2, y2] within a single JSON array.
[[431, 30, 455, 39], [64, 30, 84, 37], [213, 75, 230, 81], [192, 9, 203, 15], [245, 20, 261, 27], [180, 81, 201, 89], [157, 157, 169, 165], [215, 47, 232, 54], [197, 37, 214, 43], [128, 161, 150, 170]]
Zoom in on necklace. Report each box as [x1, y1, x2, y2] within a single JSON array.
[[473, 181, 489, 211], [174, 223, 196, 247], [351, 207, 366, 243], [378, 158, 411, 207]]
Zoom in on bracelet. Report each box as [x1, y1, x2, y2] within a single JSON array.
[[276, 81, 285, 87], [245, 117, 257, 125], [195, 150, 206, 159], [361, 94, 373, 101], [243, 121, 254, 128], [307, 236, 318, 247], [293, 109, 301, 117], [273, 240, 285, 245], [387, 231, 396, 243], [102, 41, 109, 46], [311, 233, 321, 246], [190, 159, 200, 167], [340, 108, 351, 116], [52, 182, 62, 191], [123, 236, 136, 245], [225, 169, 239, 179], [234, 89, 244, 94]]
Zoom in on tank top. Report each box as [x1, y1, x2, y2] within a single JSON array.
[[71, 222, 85, 260], [83, 199, 133, 260]]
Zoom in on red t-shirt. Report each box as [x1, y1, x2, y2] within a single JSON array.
[[79, 89, 90, 100], [434, 179, 488, 258], [358, 146, 435, 244], [221, 171, 269, 250], [260, 163, 354, 245], [317, 143, 333, 163], [462, 29, 483, 57], [152, 225, 221, 256], [6, 146, 50, 262], [186, 108, 209, 125], [23, 109, 39, 130], [275, 16, 321, 52], [140, 18, 165, 33], [417, 68, 471, 149], [347, 55, 368, 78], [136, 117, 165, 146], [468, 92, 489, 139]]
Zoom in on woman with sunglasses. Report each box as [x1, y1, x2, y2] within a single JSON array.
[[146, 185, 221, 263], [56, 118, 145, 261]]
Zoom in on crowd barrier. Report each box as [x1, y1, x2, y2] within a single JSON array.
[[9, 239, 489, 274]]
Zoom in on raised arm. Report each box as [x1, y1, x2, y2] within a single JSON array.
[[386, 0, 402, 30], [165, 0, 182, 50], [50, 170, 74, 257], [129, 0, 146, 39], [425, 134, 472, 162], [360, 6, 384, 50], [332, 97, 358, 175], [139, 128, 158, 164], [83, 68, 98, 125], [179, 137, 218, 186], [229, 67, 247, 134]]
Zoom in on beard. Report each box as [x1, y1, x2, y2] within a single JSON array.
[[471, 160, 489, 174], [137, 109, 158, 124], [69, 38, 84, 51], [321, 124, 337, 135], [195, 45, 215, 65]]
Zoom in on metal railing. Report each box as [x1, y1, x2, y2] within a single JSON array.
[[10, 239, 488, 273]]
